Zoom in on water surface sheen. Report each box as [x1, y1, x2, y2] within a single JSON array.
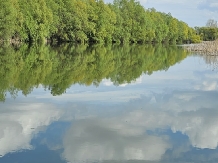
[[0, 44, 217, 163]]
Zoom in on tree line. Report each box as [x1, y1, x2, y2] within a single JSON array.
[[194, 19, 218, 41], [195, 27, 218, 41], [0, 44, 189, 101], [0, 0, 201, 44]]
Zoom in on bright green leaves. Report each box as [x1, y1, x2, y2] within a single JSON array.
[[196, 27, 218, 41], [177, 21, 189, 42], [0, 0, 199, 44], [93, 0, 116, 43], [145, 9, 200, 44], [0, 0, 19, 40], [168, 18, 179, 43], [18, 0, 53, 42], [147, 9, 169, 43]]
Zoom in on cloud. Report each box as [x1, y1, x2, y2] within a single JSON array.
[[195, 81, 218, 91], [0, 101, 62, 157], [136, 90, 218, 149], [198, 0, 218, 11], [101, 76, 143, 87], [60, 87, 218, 163], [1, 82, 218, 161], [62, 119, 170, 163], [59, 85, 218, 162]]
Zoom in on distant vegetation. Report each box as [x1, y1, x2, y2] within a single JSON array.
[[195, 27, 218, 41], [0, 0, 201, 44], [0, 44, 189, 101], [186, 19, 218, 55], [195, 19, 218, 41]]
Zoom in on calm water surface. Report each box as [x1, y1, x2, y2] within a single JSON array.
[[0, 44, 218, 163]]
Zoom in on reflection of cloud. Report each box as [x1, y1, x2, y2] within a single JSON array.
[[195, 81, 218, 91], [136, 90, 218, 149], [172, 108, 218, 149], [136, 90, 218, 150], [0, 102, 62, 156], [46, 90, 143, 104], [61, 88, 218, 163], [101, 76, 142, 87], [62, 119, 170, 163], [101, 79, 113, 86], [1, 54, 217, 161]]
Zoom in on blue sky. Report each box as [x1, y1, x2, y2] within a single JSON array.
[[104, 0, 218, 27]]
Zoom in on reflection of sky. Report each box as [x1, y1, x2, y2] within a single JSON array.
[[0, 101, 62, 157], [0, 55, 218, 162]]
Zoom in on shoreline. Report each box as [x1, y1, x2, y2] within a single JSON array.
[[184, 40, 218, 56]]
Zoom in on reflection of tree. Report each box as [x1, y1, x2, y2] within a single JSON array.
[[201, 55, 218, 71], [0, 44, 189, 101]]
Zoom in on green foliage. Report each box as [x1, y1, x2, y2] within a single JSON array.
[[188, 28, 201, 43], [18, 0, 53, 42], [195, 27, 218, 41], [0, 44, 189, 101], [0, 0, 20, 40], [147, 9, 169, 43], [89, 0, 116, 43], [0, 0, 199, 44]]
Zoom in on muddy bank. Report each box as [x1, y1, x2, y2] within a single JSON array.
[[184, 40, 218, 55]]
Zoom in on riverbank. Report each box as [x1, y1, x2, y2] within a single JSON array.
[[185, 40, 218, 55]]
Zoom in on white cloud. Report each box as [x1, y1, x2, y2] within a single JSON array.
[[0, 83, 218, 161], [133, 90, 218, 149], [62, 119, 170, 163], [101, 76, 143, 87], [60, 88, 218, 163], [195, 81, 218, 91], [101, 79, 113, 86], [0, 102, 62, 157]]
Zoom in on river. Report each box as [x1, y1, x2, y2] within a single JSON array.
[[0, 44, 217, 163]]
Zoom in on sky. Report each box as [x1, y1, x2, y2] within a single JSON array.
[[104, 0, 218, 27]]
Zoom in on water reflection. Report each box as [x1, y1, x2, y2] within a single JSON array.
[[60, 89, 218, 163], [2, 85, 218, 162], [0, 44, 188, 101], [201, 54, 218, 71], [0, 100, 61, 157], [0, 45, 218, 162], [63, 118, 170, 162]]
